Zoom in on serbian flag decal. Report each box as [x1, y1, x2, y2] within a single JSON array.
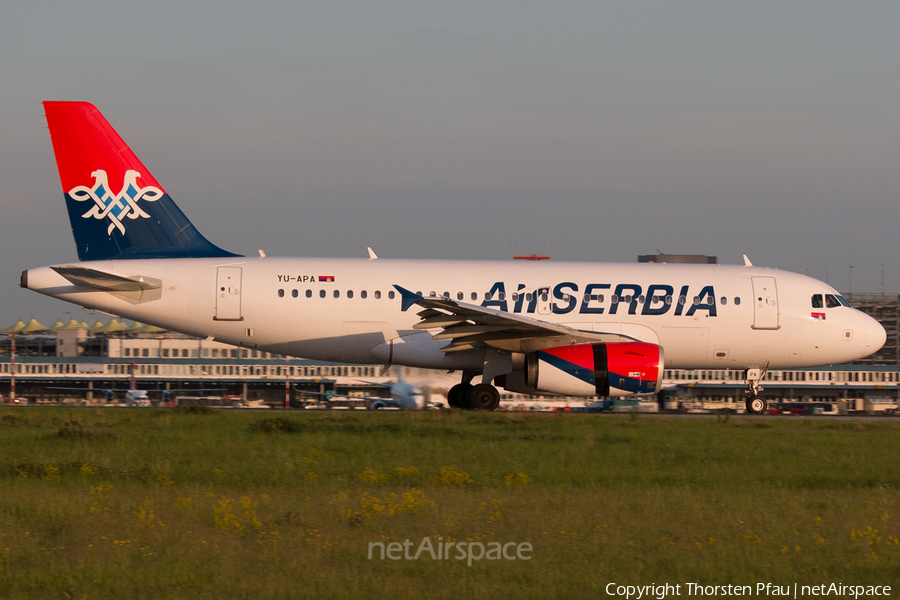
[[319, 276, 335, 284], [811, 312, 826, 321]]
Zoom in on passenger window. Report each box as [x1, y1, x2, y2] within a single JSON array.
[[319, 290, 326, 298], [374, 290, 381, 299], [498, 292, 506, 301], [471, 292, 477, 301], [334, 290, 340, 298], [388, 291, 395, 299], [734, 297, 741, 306], [457, 292, 463, 300], [720, 296, 727, 305], [812, 294, 823, 308], [292, 289, 298, 298], [361, 290, 367, 299], [278, 289, 284, 298], [443, 291, 449, 299], [306, 289, 312, 298], [825, 294, 840, 308], [347, 290, 354, 299], [679, 296, 686, 305]]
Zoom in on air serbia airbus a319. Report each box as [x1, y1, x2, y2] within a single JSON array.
[[21, 102, 886, 413]]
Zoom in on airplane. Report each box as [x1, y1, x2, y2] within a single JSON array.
[[356, 369, 436, 410], [297, 370, 435, 410], [21, 102, 886, 414]]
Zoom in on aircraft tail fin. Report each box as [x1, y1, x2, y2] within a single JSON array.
[[42, 101, 240, 261]]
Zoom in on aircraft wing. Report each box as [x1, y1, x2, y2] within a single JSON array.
[[393, 285, 634, 354]]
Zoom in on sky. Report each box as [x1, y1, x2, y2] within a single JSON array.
[[2, 1, 900, 324]]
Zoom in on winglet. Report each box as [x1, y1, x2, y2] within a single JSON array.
[[367, 247, 378, 260], [393, 285, 422, 312], [743, 254, 753, 267]]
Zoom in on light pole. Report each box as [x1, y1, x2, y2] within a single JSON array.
[[849, 266, 854, 297], [9, 334, 16, 403], [285, 357, 290, 409]]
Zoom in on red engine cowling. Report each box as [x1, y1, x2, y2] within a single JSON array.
[[524, 342, 664, 397]]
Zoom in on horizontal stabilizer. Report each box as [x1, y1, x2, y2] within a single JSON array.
[[51, 265, 162, 304], [52, 266, 161, 292]]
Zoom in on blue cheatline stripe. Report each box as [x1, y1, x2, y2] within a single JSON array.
[[537, 351, 596, 387], [608, 371, 645, 393]]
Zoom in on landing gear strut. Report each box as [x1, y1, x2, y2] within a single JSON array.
[[745, 367, 769, 415]]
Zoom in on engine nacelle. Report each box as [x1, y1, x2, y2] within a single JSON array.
[[520, 342, 664, 397]]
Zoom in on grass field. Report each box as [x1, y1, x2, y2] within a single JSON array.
[[0, 407, 898, 599]]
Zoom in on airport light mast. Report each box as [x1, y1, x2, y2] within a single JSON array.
[[285, 357, 290, 409]]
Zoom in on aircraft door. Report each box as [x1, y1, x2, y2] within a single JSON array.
[[537, 287, 551, 315], [214, 267, 243, 321], [751, 276, 779, 330]]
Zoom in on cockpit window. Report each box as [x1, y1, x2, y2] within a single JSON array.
[[836, 295, 852, 308], [811, 294, 823, 308], [825, 294, 841, 308]]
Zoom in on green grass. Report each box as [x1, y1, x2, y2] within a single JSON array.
[[0, 408, 898, 599]]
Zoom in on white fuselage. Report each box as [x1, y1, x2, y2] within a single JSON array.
[[24, 257, 885, 373]]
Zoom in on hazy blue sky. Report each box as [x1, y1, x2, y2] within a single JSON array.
[[2, 1, 900, 323]]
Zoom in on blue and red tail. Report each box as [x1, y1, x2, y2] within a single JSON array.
[[43, 101, 240, 261]]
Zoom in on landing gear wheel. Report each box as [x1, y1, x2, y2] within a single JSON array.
[[448, 384, 473, 409], [468, 384, 500, 411], [746, 395, 768, 415]]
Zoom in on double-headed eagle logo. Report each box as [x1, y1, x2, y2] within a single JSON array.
[[68, 170, 162, 235]]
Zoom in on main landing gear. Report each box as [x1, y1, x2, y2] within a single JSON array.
[[447, 371, 501, 411], [744, 367, 769, 415]]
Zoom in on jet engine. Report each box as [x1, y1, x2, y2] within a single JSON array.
[[498, 342, 664, 397]]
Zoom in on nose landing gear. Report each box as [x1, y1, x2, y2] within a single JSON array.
[[745, 366, 769, 415]]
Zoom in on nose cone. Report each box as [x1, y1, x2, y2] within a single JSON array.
[[864, 314, 887, 356]]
